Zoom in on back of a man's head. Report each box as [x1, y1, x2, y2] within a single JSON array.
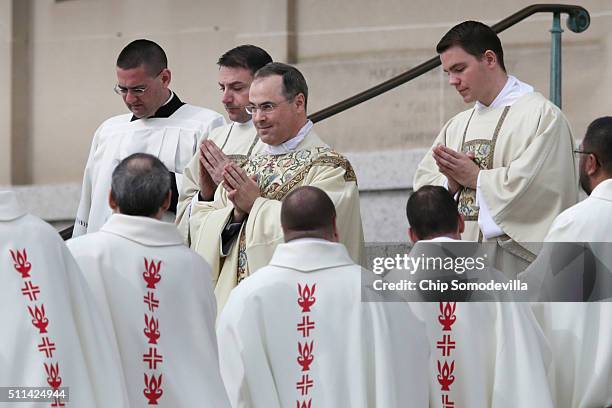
[[218, 45, 273, 75], [111, 153, 171, 217], [583, 116, 612, 176], [436, 20, 506, 72], [406, 186, 461, 241], [116, 39, 168, 76], [281, 186, 336, 242], [254, 62, 309, 110]]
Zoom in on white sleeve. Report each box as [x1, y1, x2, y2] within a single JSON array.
[[476, 172, 505, 239]]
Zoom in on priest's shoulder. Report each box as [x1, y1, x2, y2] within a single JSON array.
[[173, 104, 225, 123], [514, 92, 568, 121], [96, 113, 133, 131]]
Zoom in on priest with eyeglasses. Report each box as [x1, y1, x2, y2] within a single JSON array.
[[188, 62, 364, 312], [73, 39, 224, 237]]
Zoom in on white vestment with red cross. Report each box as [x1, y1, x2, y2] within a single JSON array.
[[216, 238, 429, 408], [405, 239, 555, 408], [0, 190, 129, 407], [67, 213, 230, 407]]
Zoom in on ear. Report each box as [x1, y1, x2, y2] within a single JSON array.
[[294, 93, 306, 112], [585, 153, 600, 176], [483, 50, 497, 68], [109, 190, 119, 213], [331, 215, 340, 242], [457, 214, 465, 234], [160, 68, 171, 87], [408, 227, 419, 244], [161, 191, 172, 212]]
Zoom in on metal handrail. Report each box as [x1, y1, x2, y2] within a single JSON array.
[[59, 4, 590, 241], [308, 4, 589, 123]]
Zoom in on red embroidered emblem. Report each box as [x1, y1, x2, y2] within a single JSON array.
[[28, 304, 49, 334], [144, 291, 160, 312], [297, 315, 315, 337], [51, 397, 66, 407], [10, 249, 32, 278], [436, 334, 456, 357], [297, 283, 316, 312], [296, 374, 314, 396], [297, 341, 314, 371], [143, 373, 164, 405], [38, 337, 56, 358], [144, 314, 161, 344], [142, 258, 162, 289], [438, 302, 457, 331], [143, 347, 163, 370], [296, 400, 312, 408], [44, 362, 62, 389], [437, 360, 455, 391], [442, 394, 455, 407], [21, 280, 41, 301]]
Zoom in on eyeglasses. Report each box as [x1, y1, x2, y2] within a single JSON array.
[[244, 99, 291, 115], [573, 149, 601, 166], [113, 69, 164, 96]]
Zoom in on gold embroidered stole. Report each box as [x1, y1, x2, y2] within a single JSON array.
[[236, 147, 356, 282], [456, 106, 510, 227]]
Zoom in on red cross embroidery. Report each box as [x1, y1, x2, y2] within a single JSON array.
[[143, 347, 163, 370], [442, 394, 455, 407], [436, 335, 456, 357], [21, 280, 40, 302], [297, 316, 315, 337], [38, 337, 56, 358], [296, 374, 314, 396], [144, 291, 160, 312]]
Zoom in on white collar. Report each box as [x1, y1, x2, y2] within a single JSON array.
[[0, 190, 26, 221], [475, 75, 534, 112], [590, 178, 612, 201], [269, 239, 354, 272], [266, 120, 313, 155], [163, 90, 174, 106], [100, 213, 184, 247], [236, 119, 253, 129]]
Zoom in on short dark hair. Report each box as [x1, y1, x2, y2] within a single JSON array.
[[217, 45, 273, 75], [583, 116, 612, 174], [116, 39, 168, 77], [406, 186, 460, 240], [281, 186, 336, 238], [436, 21, 506, 72], [111, 153, 171, 217], [254, 62, 308, 109]]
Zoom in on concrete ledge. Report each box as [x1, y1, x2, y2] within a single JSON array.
[[1, 148, 428, 241]]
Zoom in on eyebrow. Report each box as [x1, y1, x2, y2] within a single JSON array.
[[219, 81, 247, 87], [444, 63, 465, 73]]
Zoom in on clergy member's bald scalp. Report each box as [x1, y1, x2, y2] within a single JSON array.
[[407, 186, 459, 240], [281, 186, 336, 241], [111, 153, 171, 217], [116, 39, 168, 77]]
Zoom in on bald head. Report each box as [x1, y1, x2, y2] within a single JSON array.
[[281, 186, 337, 242]]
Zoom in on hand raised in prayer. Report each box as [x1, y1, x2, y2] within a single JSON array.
[[200, 140, 229, 186], [222, 162, 261, 222], [198, 151, 217, 201], [432, 144, 479, 190]]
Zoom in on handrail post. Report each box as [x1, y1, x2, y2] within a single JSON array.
[[549, 11, 563, 108]]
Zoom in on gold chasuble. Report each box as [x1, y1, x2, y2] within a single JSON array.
[[189, 130, 364, 311], [415, 92, 578, 254], [177, 121, 265, 243]]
